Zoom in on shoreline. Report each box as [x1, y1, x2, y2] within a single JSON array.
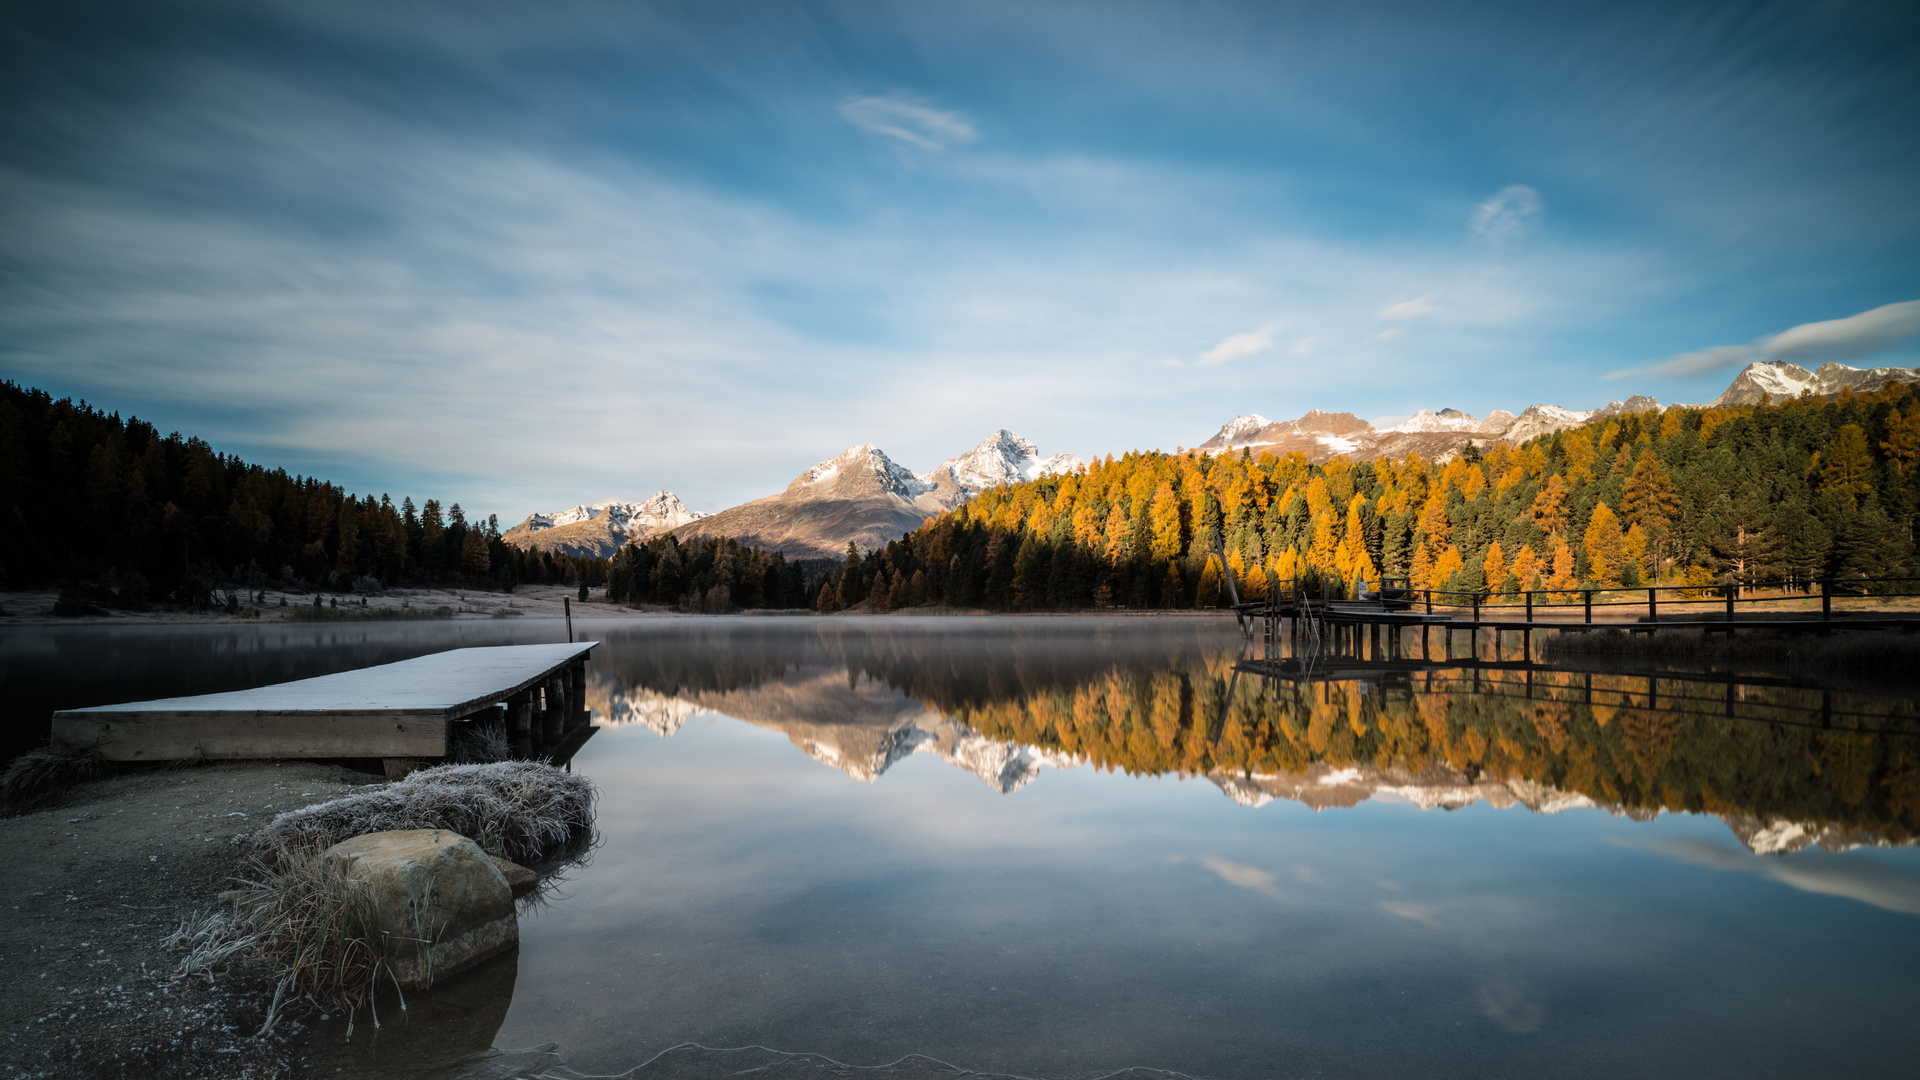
[[0, 586, 1243, 627], [0, 760, 385, 1077]]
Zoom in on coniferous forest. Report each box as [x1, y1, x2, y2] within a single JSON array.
[[815, 384, 1920, 612], [0, 381, 807, 611]]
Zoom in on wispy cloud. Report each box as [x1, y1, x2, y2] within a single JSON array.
[[1379, 294, 1438, 320], [1606, 299, 1920, 381], [1469, 184, 1543, 245], [1196, 325, 1279, 366], [839, 95, 979, 151], [1611, 836, 1920, 915]]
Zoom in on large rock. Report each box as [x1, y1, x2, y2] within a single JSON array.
[[323, 829, 517, 989]]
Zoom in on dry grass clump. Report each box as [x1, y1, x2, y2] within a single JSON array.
[[169, 846, 402, 1037], [449, 716, 512, 764], [249, 760, 595, 867], [1, 745, 111, 813]]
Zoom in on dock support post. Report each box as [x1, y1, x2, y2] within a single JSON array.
[[1584, 590, 1593, 624], [568, 660, 588, 729], [1649, 587, 1658, 624], [508, 690, 535, 756], [543, 675, 567, 740]]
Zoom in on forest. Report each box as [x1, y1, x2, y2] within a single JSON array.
[[814, 383, 1920, 612], [0, 381, 808, 611]]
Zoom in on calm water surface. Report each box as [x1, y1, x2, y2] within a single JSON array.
[[7, 616, 1918, 1078]]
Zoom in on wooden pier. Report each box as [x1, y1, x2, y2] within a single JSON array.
[[1235, 576, 1920, 662], [52, 642, 598, 775]]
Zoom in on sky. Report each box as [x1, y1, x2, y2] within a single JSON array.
[[2, 0, 1918, 520]]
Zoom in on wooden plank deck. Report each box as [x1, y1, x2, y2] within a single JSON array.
[[51, 642, 597, 762]]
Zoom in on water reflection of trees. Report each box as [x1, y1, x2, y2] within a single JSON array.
[[584, 621, 1920, 846], [939, 660, 1920, 847]]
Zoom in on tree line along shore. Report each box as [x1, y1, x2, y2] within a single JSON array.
[[5, 378, 1917, 618], [812, 383, 1920, 613]]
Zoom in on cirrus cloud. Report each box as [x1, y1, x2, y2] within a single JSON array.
[[839, 95, 979, 151], [1469, 184, 1543, 245], [1196, 326, 1278, 366]]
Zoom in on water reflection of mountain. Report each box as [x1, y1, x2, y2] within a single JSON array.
[[586, 665, 1077, 792], [579, 620, 1919, 853]]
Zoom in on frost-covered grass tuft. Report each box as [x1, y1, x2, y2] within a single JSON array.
[[1, 745, 111, 813], [249, 760, 595, 866], [170, 846, 397, 1035]]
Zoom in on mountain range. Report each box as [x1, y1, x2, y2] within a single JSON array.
[[509, 430, 1081, 561], [506, 359, 1919, 561], [500, 490, 706, 558], [1192, 359, 1919, 464]]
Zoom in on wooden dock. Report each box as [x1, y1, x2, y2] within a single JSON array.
[[52, 642, 598, 771], [1236, 575, 1920, 662]]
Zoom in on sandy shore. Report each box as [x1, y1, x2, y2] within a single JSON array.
[[0, 586, 1254, 626]]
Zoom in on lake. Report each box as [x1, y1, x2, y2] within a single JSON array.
[[8, 616, 1919, 1078]]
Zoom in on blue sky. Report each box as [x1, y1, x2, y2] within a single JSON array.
[[2, 0, 1917, 519]]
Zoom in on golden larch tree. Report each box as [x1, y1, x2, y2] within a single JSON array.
[[1584, 502, 1626, 585]]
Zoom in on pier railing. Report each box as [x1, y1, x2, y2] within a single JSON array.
[[1253, 574, 1920, 627]]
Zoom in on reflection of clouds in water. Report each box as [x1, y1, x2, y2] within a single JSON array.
[[1379, 900, 1438, 926], [1196, 856, 1285, 899], [1613, 837, 1920, 916], [1477, 973, 1546, 1033]]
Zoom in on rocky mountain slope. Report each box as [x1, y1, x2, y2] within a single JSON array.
[[1711, 360, 1920, 405], [501, 491, 705, 558], [669, 431, 1082, 561]]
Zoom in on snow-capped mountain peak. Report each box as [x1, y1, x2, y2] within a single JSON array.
[[1215, 414, 1272, 442], [522, 490, 705, 534], [789, 444, 934, 501], [1393, 408, 1484, 433], [923, 429, 1085, 499]]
